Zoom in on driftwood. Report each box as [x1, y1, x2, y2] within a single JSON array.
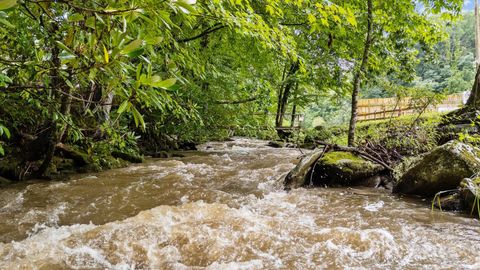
[[284, 147, 329, 189], [314, 141, 394, 172]]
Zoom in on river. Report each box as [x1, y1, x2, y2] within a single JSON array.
[[0, 138, 479, 269]]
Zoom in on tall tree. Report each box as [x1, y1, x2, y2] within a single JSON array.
[[345, 0, 462, 146], [476, 0, 480, 67], [348, 0, 373, 147]]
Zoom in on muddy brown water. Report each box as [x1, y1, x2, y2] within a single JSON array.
[[0, 138, 479, 269]]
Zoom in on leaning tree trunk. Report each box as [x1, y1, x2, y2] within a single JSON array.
[[475, 0, 480, 68], [276, 61, 299, 128], [348, 0, 373, 147], [466, 65, 480, 107], [467, 0, 480, 107]]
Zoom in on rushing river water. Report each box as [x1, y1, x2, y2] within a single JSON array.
[[0, 138, 479, 269]]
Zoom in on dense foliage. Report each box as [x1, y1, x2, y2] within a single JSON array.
[[0, 0, 469, 180]]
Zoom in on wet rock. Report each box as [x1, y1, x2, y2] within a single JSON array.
[[0, 175, 11, 186], [151, 151, 171, 158], [267, 141, 284, 148], [308, 151, 385, 187], [112, 150, 144, 163], [284, 148, 325, 189], [55, 143, 90, 166], [0, 156, 23, 181], [284, 150, 385, 189], [172, 152, 186, 158], [433, 192, 463, 212], [393, 141, 480, 196], [179, 142, 197, 151], [460, 178, 480, 216], [285, 143, 298, 148]]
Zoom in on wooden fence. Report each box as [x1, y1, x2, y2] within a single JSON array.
[[357, 92, 469, 122]]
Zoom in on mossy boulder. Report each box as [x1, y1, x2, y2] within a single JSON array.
[[0, 156, 23, 180], [393, 140, 480, 196], [284, 150, 385, 189], [309, 151, 385, 187], [55, 143, 90, 166]]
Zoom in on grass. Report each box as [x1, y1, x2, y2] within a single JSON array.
[[315, 112, 444, 158]]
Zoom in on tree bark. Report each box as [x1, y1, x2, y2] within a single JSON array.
[[475, 0, 480, 68], [348, 0, 373, 147], [35, 22, 73, 178], [465, 0, 480, 108], [466, 65, 480, 107], [276, 61, 299, 128]]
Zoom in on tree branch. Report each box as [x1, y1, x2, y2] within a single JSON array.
[[177, 24, 227, 43]]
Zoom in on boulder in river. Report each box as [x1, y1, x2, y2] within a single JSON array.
[[308, 151, 386, 188], [393, 140, 480, 196], [284, 150, 386, 189], [267, 141, 285, 148]]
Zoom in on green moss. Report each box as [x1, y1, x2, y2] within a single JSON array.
[[311, 151, 384, 187], [322, 152, 365, 166], [320, 113, 443, 158], [320, 151, 381, 176], [394, 141, 480, 196]]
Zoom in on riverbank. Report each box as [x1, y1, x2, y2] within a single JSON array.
[[0, 132, 203, 184], [286, 113, 480, 217]]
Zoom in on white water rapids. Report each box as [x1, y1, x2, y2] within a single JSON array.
[[0, 138, 479, 269]]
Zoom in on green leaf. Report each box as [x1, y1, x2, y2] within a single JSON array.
[[0, 74, 12, 83], [103, 45, 109, 63], [55, 41, 76, 55], [3, 126, 10, 139], [68, 13, 84, 22], [0, 145, 4, 156], [152, 78, 177, 89], [117, 100, 130, 114], [121, 39, 144, 55], [0, 0, 16, 11], [136, 64, 142, 81], [0, 18, 13, 28], [175, 0, 197, 14], [85, 16, 96, 29], [126, 48, 144, 58], [131, 107, 146, 130], [59, 51, 76, 61]]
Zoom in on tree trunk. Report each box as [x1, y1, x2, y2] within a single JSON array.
[[476, 0, 480, 68], [290, 104, 297, 128], [35, 23, 73, 178], [276, 61, 299, 127], [466, 65, 480, 107], [465, 0, 480, 107], [348, 0, 374, 147], [466, 0, 480, 107]]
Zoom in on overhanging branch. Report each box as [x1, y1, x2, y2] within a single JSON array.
[[177, 24, 227, 43]]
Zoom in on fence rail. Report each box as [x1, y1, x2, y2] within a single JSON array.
[[357, 92, 468, 122]]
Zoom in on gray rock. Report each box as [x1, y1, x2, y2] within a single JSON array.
[[284, 150, 385, 189], [460, 178, 480, 217], [393, 141, 480, 196], [308, 151, 385, 187]]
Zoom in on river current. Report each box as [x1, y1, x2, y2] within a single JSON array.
[[0, 138, 479, 269]]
